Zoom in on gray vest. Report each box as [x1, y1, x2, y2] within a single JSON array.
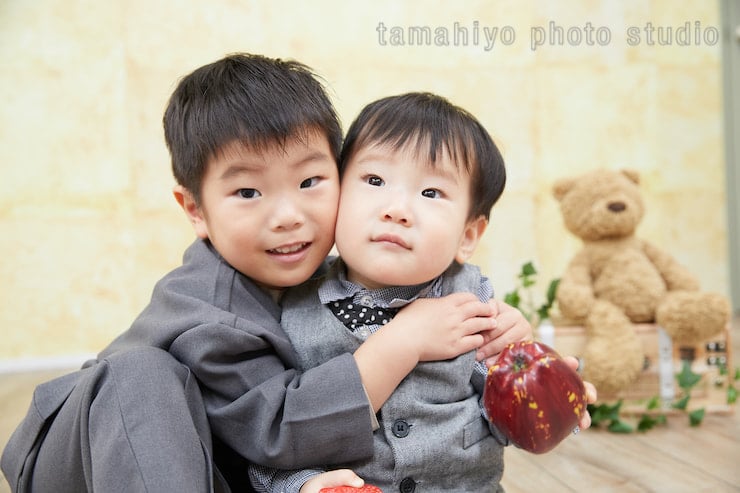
[[281, 263, 504, 493]]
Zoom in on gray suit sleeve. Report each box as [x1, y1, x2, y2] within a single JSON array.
[[170, 322, 375, 469]]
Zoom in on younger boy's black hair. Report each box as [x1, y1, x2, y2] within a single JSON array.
[[164, 53, 342, 204], [339, 92, 506, 221]]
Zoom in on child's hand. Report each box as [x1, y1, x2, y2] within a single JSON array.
[[476, 299, 533, 366], [393, 292, 496, 362], [300, 469, 364, 493]]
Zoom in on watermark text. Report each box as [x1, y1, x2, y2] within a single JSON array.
[[375, 20, 719, 52]]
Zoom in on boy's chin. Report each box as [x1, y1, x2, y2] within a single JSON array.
[[261, 263, 325, 290]]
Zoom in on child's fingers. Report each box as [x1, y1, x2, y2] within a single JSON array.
[[562, 355, 579, 372], [561, 357, 597, 430], [303, 469, 364, 493], [476, 339, 504, 363], [447, 293, 495, 318], [578, 410, 592, 431], [320, 469, 364, 488], [583, 380, 597, 403]]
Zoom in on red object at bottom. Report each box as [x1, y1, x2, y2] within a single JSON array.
[[319, 485, 383, 493]]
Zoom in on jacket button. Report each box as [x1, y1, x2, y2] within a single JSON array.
[[392, 419, 411, 438], [399, 477, 416, 493]]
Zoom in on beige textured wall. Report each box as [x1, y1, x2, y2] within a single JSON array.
[[0, 1, 729, 362]]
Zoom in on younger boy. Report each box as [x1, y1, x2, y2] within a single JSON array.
[[1, 55, 527, 492], [250, 92, 595, 493]]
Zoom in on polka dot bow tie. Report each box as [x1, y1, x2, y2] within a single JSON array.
[[328, 299, 398, 331]]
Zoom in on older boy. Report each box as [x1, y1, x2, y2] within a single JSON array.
[[2, 55, 528, 492]]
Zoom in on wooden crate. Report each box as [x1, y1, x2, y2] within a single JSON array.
[[538, 322, 734, 415]]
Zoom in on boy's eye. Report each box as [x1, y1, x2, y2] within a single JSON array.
[[238, 188, 261, 199], [422, 188, 441, 199], [367, 175, 384, 187], [300, 176, 320, 189]]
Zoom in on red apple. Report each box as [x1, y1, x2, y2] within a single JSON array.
[[319, 486, 382, 493], [484, 340, 586, 454]]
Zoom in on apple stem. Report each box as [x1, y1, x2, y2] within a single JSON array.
[[513, 355, 527, 372]]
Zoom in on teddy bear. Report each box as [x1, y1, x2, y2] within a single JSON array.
[[552, 168, 730, 395]]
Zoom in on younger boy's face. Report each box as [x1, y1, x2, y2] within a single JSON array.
[[335, 142, 487, 290], [176, 132, 340, 292]]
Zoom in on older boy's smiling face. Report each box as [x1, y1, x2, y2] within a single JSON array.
[[335, 142, 486, 290], [180, 131, 339, 291]]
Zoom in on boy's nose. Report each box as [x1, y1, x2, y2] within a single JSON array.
[[271, 198, 305, 230], [382, 200, 412, 225]]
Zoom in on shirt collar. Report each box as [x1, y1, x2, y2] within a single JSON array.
[[318, 258, 442, 309]]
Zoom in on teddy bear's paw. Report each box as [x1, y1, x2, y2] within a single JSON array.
[[656, 291, 731, 345], [581, 334, 644, 395], [580, 300, 645, 394]]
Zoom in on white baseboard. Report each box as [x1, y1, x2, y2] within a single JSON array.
[[0, 354, 96, 374]]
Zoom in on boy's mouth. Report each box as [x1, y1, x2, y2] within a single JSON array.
[[372, 234, 411, 250], [268, 242, 310, 255]]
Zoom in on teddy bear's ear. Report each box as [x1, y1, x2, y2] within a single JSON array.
[[553, 177, 576, 202], [621, 169, 640, 184]]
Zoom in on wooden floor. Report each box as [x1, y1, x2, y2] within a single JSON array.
[[502, 316, 740, 493], [1, 320, 738, 492]]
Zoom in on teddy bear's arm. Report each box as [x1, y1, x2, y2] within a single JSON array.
[[556, 250, 595, 322], [641, 240, 699, 292]]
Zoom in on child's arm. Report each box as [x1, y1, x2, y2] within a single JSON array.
[[354, 292, 495, 411], [170, 294, 495, 469]]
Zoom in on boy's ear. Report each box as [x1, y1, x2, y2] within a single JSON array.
[[455, 215, 488, 263], [173, 185, 209, 239]]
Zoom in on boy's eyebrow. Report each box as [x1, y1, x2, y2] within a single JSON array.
[[354, 150, 463, 182], [219, 150, 332, 181], [291, 150, 334, 167], [219, 162, 263, 181], [349, 151, 385, 167], [427, 162, 462, 183]]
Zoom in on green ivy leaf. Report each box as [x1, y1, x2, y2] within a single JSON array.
[[520, 261, 537, 277], [545, 278, 560, 306], [728, 385, 737, 405], [645, 395, 661, 410], [734, 367, 740, 381], [688, 408, 705, 427], [588, 401, 623, 425], [607, 420, 634, 434], [671, 395, 690, 410], [637, 413, 666, 432], [506, 261, 561, 324], [586, 404, 606, 426], [676, 361, 702, 391], [503, 291, 520, 309]]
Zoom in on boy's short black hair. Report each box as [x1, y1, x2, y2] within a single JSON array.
[[339, 92, 506, 220], [164, 53, 342, 204]]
